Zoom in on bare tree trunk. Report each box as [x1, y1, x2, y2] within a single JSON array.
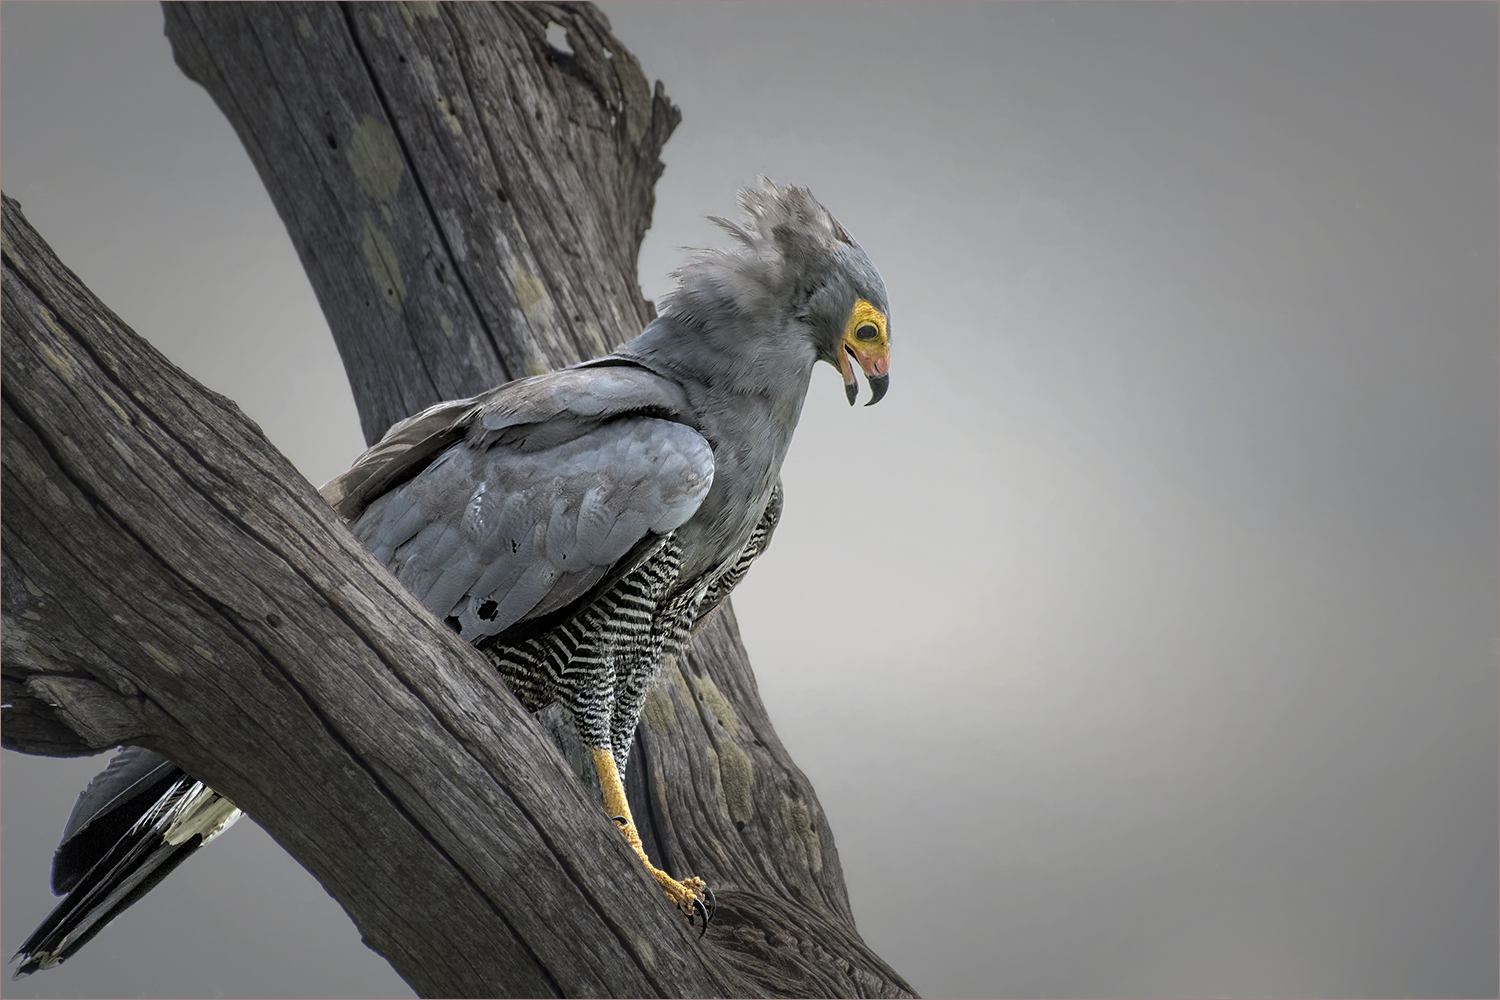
[[1, 2, 916, 997]]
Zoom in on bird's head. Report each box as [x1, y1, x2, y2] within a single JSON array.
[[792, 223, 891, 407], [659, 179, 891, 406]]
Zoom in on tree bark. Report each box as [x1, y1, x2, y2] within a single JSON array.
[[1, 3, 916, 997]]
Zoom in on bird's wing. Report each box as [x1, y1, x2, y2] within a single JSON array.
[[332, 363, 714, 642], [320, 394, 480, 521], [321, 360, 693, 521]]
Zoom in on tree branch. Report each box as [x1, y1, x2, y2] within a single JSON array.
[[2, 193, 742, 998], [162, 0, 678, 442]]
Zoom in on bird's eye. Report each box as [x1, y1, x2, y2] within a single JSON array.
[[855, 324, 879, 341]]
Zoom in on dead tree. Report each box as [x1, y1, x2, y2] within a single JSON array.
[[1, 3, 915, 997]]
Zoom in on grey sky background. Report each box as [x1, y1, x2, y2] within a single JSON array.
[[2, 3, 1496, 998]]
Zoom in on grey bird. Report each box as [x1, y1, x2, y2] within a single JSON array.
[[12, 180, 890, 971], [322, 178, 892, 923]]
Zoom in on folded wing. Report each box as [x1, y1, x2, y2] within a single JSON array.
[[324, 363, 715, 642]]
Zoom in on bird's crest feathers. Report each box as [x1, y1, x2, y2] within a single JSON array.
[[660, 178, 854, 326]]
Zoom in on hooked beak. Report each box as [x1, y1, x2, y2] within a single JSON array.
[[840, 340, 890, 407]]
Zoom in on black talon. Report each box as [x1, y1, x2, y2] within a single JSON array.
[[691, 896, 710, 937], [702, 885, 716, 924], [611, 815, 628, 826]]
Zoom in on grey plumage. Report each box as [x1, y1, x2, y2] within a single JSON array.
[[336, 365, 714, 645]]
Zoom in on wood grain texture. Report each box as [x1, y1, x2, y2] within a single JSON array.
[[3, 2, 917, 996], [2, 193, 742, 998], [163, 0, 677, 443]]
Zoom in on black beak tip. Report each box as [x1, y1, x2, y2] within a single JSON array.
[[845, 380, 859, 406], [864, 373, 889, 406]]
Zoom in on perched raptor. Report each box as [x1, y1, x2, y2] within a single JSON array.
[[12, 180, 890, 973]]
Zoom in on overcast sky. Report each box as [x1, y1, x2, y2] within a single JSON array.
[[2, 3, 1496, 998]]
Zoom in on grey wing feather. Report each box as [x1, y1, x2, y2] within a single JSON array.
[[321, 363, 692, 521], [468, 364, 692, 451], [338, 364, 713, 642], [320, 396, 480, 521], [353, 417, 712, 639]]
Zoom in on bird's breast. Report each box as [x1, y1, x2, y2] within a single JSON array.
[[674, 409, 796, 584]]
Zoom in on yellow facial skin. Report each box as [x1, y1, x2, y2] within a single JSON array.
[[839, 298, 891, 406]]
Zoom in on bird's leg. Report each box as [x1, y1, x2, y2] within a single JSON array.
[[588, 746, 713, 930]]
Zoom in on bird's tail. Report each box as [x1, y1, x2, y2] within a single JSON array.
[[11, 747, 241, 978]]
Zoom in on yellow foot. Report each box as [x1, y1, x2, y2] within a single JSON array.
[[594, 746, 716, 935], [651, 867, 715, 927], [612, 815, 716, 934]]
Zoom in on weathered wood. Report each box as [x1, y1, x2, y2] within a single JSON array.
[[4, 2, 916, 997], [2, 193, 744, 998], [162, 0, 676, 444]]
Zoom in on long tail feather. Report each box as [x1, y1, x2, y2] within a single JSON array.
[[12, 751, 240, 978]]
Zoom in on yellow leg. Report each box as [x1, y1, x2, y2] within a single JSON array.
[[589, 746, 711, 921]]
